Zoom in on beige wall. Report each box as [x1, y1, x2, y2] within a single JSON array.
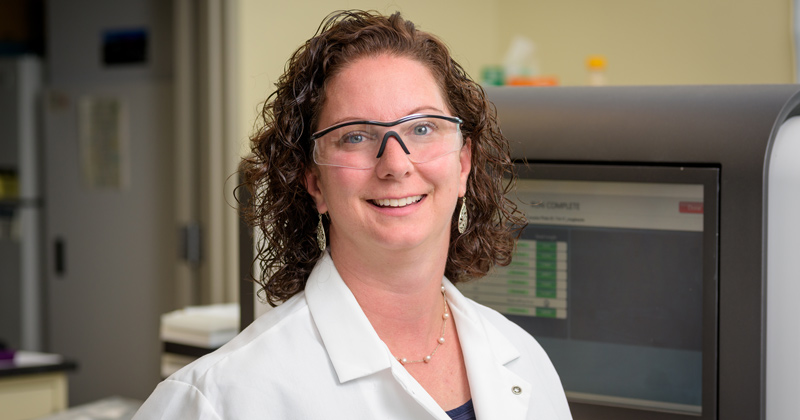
[[235, 1, 500, 146], [497, 0, 795, 86], [237, 0, 795, 143]]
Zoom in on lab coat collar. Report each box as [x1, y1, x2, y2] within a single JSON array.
[[304, 252, 394, 383], [443, 280, 520, 364], [305, 254, 531, 419], [444, 280, 532, 420]]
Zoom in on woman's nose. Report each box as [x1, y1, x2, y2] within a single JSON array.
[[374, 134, 413, 178], [375, 130, 410, 158]]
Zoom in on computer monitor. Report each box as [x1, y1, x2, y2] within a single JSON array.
[[458, 163, 718, 418], [473, 85, 800, 420]]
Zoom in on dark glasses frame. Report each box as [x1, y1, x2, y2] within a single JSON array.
[[310, 114, 463, 140]]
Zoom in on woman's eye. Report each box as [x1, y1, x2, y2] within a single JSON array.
[[413, 124, 434, 136], [346, 135, 363, 144], [342, 133, 365, 144]]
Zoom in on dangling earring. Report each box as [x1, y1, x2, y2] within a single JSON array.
[[457, 197, 468, 234], [316, 213, 326, 251]]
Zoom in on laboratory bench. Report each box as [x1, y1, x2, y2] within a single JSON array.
[[0, 352, 77, 420]]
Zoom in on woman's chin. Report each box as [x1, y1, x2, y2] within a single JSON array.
[[369, 227, 450, 253]]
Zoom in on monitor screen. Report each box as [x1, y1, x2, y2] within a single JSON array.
[[458, 163, 719, 418]]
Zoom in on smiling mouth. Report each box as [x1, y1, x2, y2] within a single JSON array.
[[370, 195, 424, 208]]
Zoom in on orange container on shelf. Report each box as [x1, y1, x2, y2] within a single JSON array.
[[506, 75, 559, 86]]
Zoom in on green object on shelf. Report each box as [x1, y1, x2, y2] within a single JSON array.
[[482, 66, 505, 86]]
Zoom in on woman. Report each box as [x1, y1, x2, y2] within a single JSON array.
[[134, 10, 571, 420]]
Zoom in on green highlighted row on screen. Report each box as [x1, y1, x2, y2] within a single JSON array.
[[516, 241, 533, 249], [513, 240, 561, 252], [536, 242, 558, 252], [504, 270, 558, 280], [505, 307, 559, 318], [508, 260, 561, 271], [507, 288, 559, 298], [505, 279, 558, 289], [511, 250, 563, 260]]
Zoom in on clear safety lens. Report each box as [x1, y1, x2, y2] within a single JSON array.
[[312, 114, 463, 169]]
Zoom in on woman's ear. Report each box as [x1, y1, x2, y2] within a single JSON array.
[[458, 138, 472, 197], [304, 167, 328, 214]]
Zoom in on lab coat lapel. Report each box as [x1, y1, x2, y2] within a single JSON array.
[[305, 253, 393, 383], [445, 281, 531, 420]]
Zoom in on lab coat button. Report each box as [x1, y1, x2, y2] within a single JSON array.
[[512, 385, 522, 395]]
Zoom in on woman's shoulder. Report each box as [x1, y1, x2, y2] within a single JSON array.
[[134, 293, 326, 419], [168, 292, 317, 384]]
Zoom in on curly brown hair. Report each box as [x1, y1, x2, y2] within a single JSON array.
[[239, 10, 525, 306]]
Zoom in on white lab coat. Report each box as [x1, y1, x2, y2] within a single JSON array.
[[132, 253, 572, 420]]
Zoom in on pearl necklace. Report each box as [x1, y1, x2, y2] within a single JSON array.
[[395, 285, 450, 365]]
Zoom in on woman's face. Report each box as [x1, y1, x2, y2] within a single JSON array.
[[305, 55, 471, 255]]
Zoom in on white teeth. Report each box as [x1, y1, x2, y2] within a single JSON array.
[[373, 195, 423, 207]]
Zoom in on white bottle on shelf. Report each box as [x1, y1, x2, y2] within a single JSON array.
[[586, 55, 608, 86]]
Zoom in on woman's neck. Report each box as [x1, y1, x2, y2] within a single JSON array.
[[328, 237, 449, 350], [327, 235, 470, 407]]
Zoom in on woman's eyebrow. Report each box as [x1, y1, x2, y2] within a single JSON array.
[[325, 106, 448, 127]]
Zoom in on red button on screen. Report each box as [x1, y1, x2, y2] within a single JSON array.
[[679, 202, 704, 214]]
